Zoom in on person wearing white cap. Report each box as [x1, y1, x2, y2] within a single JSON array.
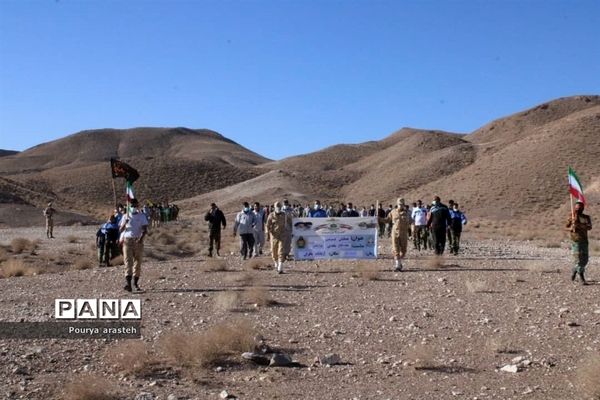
[[386, 197, 410, 271], [265, 201, 288, 274], [43, 201, 56, 238]]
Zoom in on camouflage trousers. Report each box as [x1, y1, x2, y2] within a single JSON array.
[[571, 241, 589, 274], [46, 217, 54, 238], [392, 232, 408, 260], [271, 237, 285, 263]]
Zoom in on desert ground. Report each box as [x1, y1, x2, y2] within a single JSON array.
[[0, 219, 599, 400]]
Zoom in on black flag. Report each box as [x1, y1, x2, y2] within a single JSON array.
[[110, 158, 139, 183]]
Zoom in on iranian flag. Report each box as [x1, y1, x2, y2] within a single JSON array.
[[568, 166, 586, 204], [126, 180, 136, 215]]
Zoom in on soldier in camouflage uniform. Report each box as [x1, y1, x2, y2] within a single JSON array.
[[565, 201, 592, 285], [386, 198, 410, 271], [43, 202, 56, 238], [266, 201, 289, 274]]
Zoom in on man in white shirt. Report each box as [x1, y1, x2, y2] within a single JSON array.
[[252, 202, 266, 256], [411, 200, 428, 251], [119, 198, 148, 292]]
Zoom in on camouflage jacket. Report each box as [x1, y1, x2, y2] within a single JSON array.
[[566, 213, 592, 242]]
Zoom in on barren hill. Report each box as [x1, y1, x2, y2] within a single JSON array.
[[0, 128, 270, 218], [0, 150, 18, 157]]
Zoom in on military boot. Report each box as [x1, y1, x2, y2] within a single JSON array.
[[579, 272, 588, 285], [571, 269, 578, 281], [133, 276, 141, 292], [124, 275, 132, 292]]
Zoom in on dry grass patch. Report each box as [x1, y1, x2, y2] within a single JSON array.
[[352, 264, 380, 281], [105, 340, 159, 377], [0, 259, 38, 278], [466, 280, 488, 293], [243, 286, 276, 307], [487, 337, 521, 354], [576, 353, 600, 399], [73, 259, 93, 270], [160, 319, 256, 368], [406, 345, 436, 369], [225, 272, 255, 287], [245, 257, 273, 270], [62, 374, 118, 400], [0, 246, 8, 262], [527, 261, 560, 274], [428, 256, 444, 268], [10, 237, 37, 254], [66, 235, 79, 243], [214, 291, 241, 312], [202, 259, 228, 272]]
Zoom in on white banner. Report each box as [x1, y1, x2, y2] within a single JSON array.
[[292, 217, 378, 260]]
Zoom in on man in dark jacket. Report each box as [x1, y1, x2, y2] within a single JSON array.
[[427, 196, 452, 255], [204, 203, 227, 257], [341, 202, 360, 217]]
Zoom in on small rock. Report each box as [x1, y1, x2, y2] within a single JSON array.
[[241, 352, 270, 365], [220, 390, 236, 399], [389, 316, 396, 322], [167, 395, 178, 400], [500, 364, 520, 373], [511, 356, 524, 364], [215, 366, 225, 372], [567, 321, 580, 327], [134, 393, 155, 400], [319, 353, 342, 366], [269, 353, 293, 367], [12, 366, 28, 375]]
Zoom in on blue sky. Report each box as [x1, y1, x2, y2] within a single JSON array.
[[1, 0, 598, 160]]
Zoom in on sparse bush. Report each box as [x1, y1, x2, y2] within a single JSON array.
[[10, 237, 36, 254], [0, 259, 37, 278], [160, 319, 256, 368], [0, 246, 8, 262], [527, 261, 560, 274], [203, 259, 228, 272], [487, 337, 520, 354], [428, 256, 444, 268], [353, 264, 380, 281], [466, 280, 488, 293], [243, 286, 276, 307], [214, 291, 241, 311], [105, 340, 158, 377], [66, 235, 78, 243], [245, 257, 272, 270], [576, 353, 600, 399], [406, 345, 436, 369], [225, 272, 255, 287], [73, 259, 93, 270], [62, 374, 118, 400]]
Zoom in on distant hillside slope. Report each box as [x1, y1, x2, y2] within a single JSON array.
[[0, 150, 18, 157], [0, 128, 270, 216]]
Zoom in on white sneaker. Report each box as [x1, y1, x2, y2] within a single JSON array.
[[394, 259, 403, 271], [277, 262, 283, 274]]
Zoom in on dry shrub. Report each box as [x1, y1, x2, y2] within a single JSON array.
[[527, 261, 560, 274], [73, 259, 93, 270], [155, 231, 176, 246], [225, 272, 255, 287], [0, 246, 8, 262], [214, 292, 241, 311], [487, 337, 520, 354], [428, 256, 444, 268], [10, 237, 36, 254], [203, 259, 228, 272], [243, 287, 276, 307], [466, 280, 488, 293], [66, 235, 78, 243], [406, 345, 436, 369], [245, 257, 272, 270], [0, 259, 37, 278], [105, 340, 158, 376], [576, 353, 600, 399], [160, 319, 256, 368], [353, 264, 380, 281], [110, 255, 123, 266], [62, 374, 118, 400]]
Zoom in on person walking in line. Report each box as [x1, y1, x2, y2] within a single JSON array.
[[43, 202, 56, 238], [387, 198, 410, 271], [253, 202, 266, 256], [377, 203, 387, 238], [447, 199, 455, 244], [449, 202, 467, 255], [385, 204, 394, 238], [281, 199, 295, 260], [233, 202, 256, 260], [96, 215, 119, 266], [308, 200, 328, 218], [341, 202, 360, 217], [411, 200, 428, 251], [427, 196, 452, 255], [119, 198, 148, 292], [266, 201, 288, 274], [566, 200, 592, 284], [204, 203, 227, 257]]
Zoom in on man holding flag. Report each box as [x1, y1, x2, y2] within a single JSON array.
[[566, 167, 592, 285]]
